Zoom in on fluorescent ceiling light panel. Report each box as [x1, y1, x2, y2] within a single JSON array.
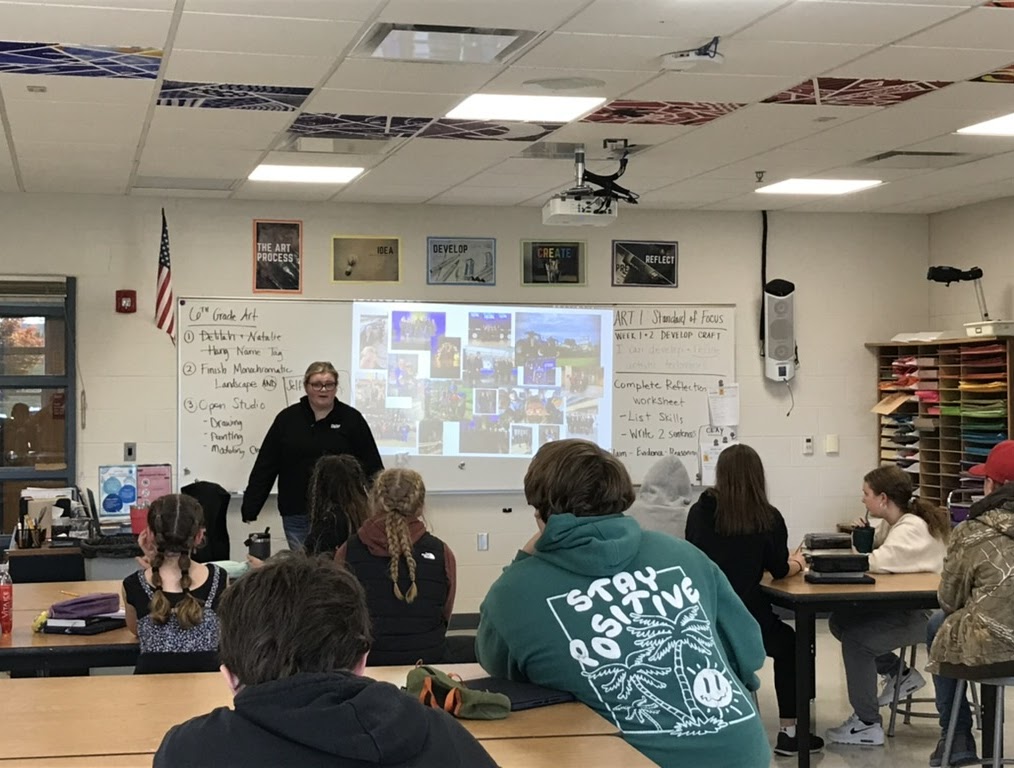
[[956, 112, 1014, 136], [755, 178, 882, 195], [248, 165, 364, 183], [446, 94, 605, 122]]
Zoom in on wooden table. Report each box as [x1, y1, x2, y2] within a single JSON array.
[[0, 581, 137, 674], [0, 668, 617, 760], [0, 736, 650, 768], [761, 571, 940, 768], [13, 580, 122, 612]]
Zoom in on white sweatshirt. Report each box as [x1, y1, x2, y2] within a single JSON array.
[[868, 513, 946, 573]]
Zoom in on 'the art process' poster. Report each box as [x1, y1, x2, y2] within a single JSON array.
[[253, 219, 302, 293]]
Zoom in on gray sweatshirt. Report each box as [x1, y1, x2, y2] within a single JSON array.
[[626, 455, 693, 539]]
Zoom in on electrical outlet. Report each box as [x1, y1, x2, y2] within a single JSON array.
[[802, 436, 814, 456], [477, 533, 489, 551], [124, 442, 136, 462]]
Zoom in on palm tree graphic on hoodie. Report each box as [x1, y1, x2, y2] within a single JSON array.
[[583, 604, 747, 736]]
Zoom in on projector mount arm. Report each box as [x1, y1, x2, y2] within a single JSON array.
[[567, 147, 640, 205]]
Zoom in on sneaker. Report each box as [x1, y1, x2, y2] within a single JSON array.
[[825, 713, 885, 746], [774, 731, 825, 756], [928, 732, 979, 767], [878, 667, 927, 707]]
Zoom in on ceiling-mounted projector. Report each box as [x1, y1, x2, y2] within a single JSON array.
[[541, 143, 638, 227], [660, 36, 724, 73], [543, 195, 617, 226]]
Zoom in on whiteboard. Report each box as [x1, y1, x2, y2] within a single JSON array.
[[178, 298, 734, 493]]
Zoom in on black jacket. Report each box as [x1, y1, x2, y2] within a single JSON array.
[[182, 481, 231, 562], [241, 397, 383, 520], [685, 489, 790, 630], [345, 533, 449, 666], [154, 672, 497, 768]]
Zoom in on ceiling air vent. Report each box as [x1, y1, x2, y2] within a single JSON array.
[[856, 150, 979, 169], [354, 23, 537, 64]]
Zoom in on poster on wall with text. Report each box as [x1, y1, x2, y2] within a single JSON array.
[[427, 237, 496, 286], [612, 240, 678, 287], [332, 236, 401, 283], [521, 240, 585, 285], [253, 219, 302, 293]]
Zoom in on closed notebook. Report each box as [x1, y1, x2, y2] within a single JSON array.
[[43, 617, 126, 635], [462, 677, 576, 711]]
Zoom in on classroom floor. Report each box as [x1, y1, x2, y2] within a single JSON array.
[[759, 622, 1013, 768]]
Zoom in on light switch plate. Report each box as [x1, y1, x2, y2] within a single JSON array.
[[124, 442, 136, 462], [477, 532, 489, 551]]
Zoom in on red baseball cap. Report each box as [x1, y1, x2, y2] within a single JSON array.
[[969, 440, 1014, 484]]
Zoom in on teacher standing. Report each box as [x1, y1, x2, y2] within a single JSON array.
[[241, 361, 383, 550]]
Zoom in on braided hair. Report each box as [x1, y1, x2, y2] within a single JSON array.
[[307, 455, 370, 552], [368, 468, 426, 604], [147, 494, 205, 629]]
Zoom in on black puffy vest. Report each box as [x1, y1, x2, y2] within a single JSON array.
[[344, 533, 448, 666]]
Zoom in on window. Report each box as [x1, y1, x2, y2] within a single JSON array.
[[0, 280, 75, 532]]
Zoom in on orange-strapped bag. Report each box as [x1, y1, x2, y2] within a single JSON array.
[[405, 665, 511, 720]]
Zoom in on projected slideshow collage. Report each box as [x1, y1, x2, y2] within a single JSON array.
[[351, 303, 612, 458]]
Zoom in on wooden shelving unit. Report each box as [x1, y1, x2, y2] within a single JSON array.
[[866, 337, 1013, 515]]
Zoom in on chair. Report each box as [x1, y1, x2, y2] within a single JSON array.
[[181, 481, 231, 562], [886, 644, 981, 738], [941, 670, 1014, 768]]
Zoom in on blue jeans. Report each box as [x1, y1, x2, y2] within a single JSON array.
[[281, 514, 310, 551], [928, 609, 973, 734]]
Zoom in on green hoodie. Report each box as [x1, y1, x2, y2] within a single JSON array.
[[477, 514, 770, 768]]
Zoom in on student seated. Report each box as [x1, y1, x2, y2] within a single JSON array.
[[336, 468, 457, 665], [123, 494, 228, 674], [303, 454, 371, 556], [825, 465, 948, 746], [686, 444, 823, 756], [626, 454, 692, 538], [477, 439, 771, 768], [925, 441, 1014, 766], [154, 555, 496, 768]]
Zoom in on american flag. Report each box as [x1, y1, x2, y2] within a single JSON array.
[[155, 208, 175, 343]]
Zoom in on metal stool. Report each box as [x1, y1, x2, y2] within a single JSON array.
[[887, 645, 982, 737], [942, 676, 1014, 768]]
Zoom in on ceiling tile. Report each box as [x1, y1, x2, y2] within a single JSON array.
[[174, 13, 362, 57], [22, 171, 129, 194], [0, 4, 172, 48], [183, 0, 381, 19], [232, 180, 345, 201], [18, 147, 133, 193], [518, 33, 700, 71], [735, 1, 965, 45], [903, 7, 1014, 50], [906, 81, 1014, 111], [828, 46, 1014, 82], [640, 178, 755, 207], [429, 185, 555, 205], [543, 121, 693, 145], [145, 107, 292, 149], [261, 150, 383, 169], [325, 59, 497, 94], [764, 77, 949, 107], [562, 0, 792, 37], [377, 0, 590, 28], [137, 146, 264, 178], [0, 73, 155, 104], [5, 100, 145, 144], [717, 39, 875, 76], [0, 42, 162, 79], [584, 100, 744, 126], [700, 147, 872, 180], [304, 89, 462, 116], [131, 187, 232, 198], [165, 50, 333, 88], [624, 73, 798, 102], [482, 66, 654, 99], [3, 0, 174, 7]]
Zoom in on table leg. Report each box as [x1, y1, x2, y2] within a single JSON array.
[[981, 684, 998, 760], [794, 606, 816, 768]]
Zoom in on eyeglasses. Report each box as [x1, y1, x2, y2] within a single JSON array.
[[309, 382, 337, 392]]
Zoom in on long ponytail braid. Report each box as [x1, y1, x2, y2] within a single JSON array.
[[368, 469, 427, 604]]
